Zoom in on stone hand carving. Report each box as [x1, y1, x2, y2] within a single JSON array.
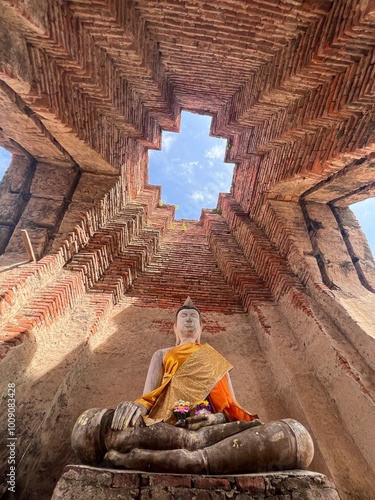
[[111, 401, 147, 430], [176, 412, 227, 431]]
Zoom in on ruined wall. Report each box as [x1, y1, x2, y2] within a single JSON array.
[[1, 180, 374, 499], [0, 1, 374, 500], [201, 196, 375, 499], [52, 467, 341, 500]]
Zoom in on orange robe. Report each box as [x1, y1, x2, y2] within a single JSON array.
[[135, 342, 258, 423]]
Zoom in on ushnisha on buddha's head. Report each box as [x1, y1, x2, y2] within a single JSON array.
[[174, 297, 202, 345]]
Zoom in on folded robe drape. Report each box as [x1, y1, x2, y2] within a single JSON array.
[[135, 342, 258, 424]]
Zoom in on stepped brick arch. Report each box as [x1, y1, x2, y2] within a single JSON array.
[[0, 1, 374, 498]]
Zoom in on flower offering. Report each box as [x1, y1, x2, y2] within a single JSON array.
[[194, 400, 212, 415], [172, 400, 191, 421]]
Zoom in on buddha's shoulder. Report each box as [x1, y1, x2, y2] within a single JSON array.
[[149, 346, 174, 360]]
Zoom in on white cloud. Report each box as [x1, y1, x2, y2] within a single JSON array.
[[179, 161, 199, 177], [162, 133, 176, 153], [213, 170, 233, 190], [190, 188, 216, 205], [191, 191, 205, 203], [148, 112, 235, 219], [204, 144, 226, 159]]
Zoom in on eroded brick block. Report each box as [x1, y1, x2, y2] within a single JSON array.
[[0, 192, 26, 224], [194, 476, 231, 491], [150, 474, 191, 488], [0, 155, 32, 194], [112, 472, 140, 488], [0, 224, 14, 253], [20, 197, 64, 227], [31, 163, 78, 199], [72, 173, 118, 202], [235, 475, 265, 493], [6, 226, 49, 258]]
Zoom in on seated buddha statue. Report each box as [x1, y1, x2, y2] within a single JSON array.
[[71, 298, 314, 474]]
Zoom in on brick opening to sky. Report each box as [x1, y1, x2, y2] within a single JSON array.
[[148, 110, 375, 254], [0, 129, 374, 254], [148, 111, 234, 220]]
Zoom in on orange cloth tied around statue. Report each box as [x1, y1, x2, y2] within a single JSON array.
[[135, 342, 258, 424]]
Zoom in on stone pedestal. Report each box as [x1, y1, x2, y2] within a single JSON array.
[[51, 465, 340, 499]]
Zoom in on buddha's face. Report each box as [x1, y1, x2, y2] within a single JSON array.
[[174, 308, 202, 345]]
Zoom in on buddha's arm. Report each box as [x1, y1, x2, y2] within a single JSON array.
[[142, 348, 169, 394], [111, 348, 170, 430]]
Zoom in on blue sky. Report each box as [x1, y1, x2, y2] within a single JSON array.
[[150, 111, 375, 256], [351, 198, 375, 256], [0, 115, 373, 256], [149, 111, 234, 220], [0, 147, 11, 179]]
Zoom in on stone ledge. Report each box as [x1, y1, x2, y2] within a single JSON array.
[[51, 465, 340, 499]]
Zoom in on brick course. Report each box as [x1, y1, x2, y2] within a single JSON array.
[[0, 1, 375, 499], [0, 183, 172, 356], [51, 466, 340, 499]]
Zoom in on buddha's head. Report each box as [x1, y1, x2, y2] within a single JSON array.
[[174, 297, 202, 345]]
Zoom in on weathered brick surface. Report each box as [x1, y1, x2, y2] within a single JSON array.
[[194, 476, 231, 491], [19, 197, 65, 227], [0, 225, 13, 253], [0, 192, 27, 225], [0, 2, 374, 500], [72, 173, 118, 203], [112, 471, 141, 489], [257, 200, 320, 285], [2, 0, 373, 218], [0, 81, 71, 166], [30, 163, 78, 199], [1, 0, 374, 274], [304, 201, 365, 293], [150, 474, 192, 489], [6, 225, 49, 259], [122, 219, 245, 313], [235, 476, 265, 493], [201, 210, 274, 311], [0, 154, 80, 257], [332, 206, 375, 292], [52, 467, 340, 499], [0, 186, 162, 354], [0, 184, 174, 356], [217, 194, 307, 302], [0, 154, 34, 196]]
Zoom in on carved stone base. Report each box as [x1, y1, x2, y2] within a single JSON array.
[[51, 465, 340, 499]]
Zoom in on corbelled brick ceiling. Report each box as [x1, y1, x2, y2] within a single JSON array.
[[1, 3, 375, 499], [0, 0, 374, 345], [0, 0, 374, 213]]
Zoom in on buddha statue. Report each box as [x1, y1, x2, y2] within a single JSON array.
[[71, 298, 314, 474]]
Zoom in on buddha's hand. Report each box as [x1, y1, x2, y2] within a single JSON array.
[[111, 401, 147, 430], [182, 412, 226, 431]]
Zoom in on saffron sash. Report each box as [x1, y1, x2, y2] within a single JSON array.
[[139, 343, 232, 423], [136, 342, 258, 424]]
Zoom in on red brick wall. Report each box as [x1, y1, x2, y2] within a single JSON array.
[[122, 219, 245, 313], [52, 466, 340, 499], [0, 2, 374, 499]]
